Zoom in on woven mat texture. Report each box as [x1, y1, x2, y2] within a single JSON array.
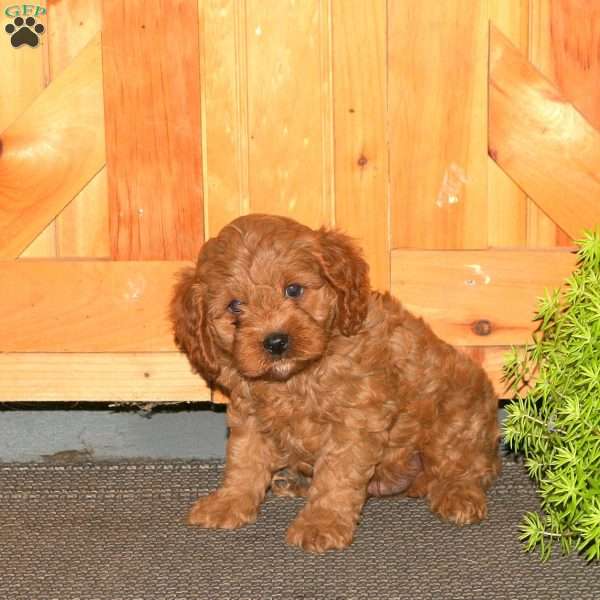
[[1, 457, 599, 600]]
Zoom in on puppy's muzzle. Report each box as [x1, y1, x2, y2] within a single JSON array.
[[263, 332, 290, 356]]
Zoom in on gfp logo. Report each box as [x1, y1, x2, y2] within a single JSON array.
[[4, 4, 46, 48]]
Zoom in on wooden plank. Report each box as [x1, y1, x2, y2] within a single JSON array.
[[48, 0, 108, 258], [489, 26, 600, 240], [199, 0, 249, 239], [47, 0, 102, 79], [245, 0, 333, 228], [0, 1, 48, 131], [55, 169, 110, 258], [458, 346, 512, 398], [0, 33, 105, 258], [0, 260, 189, 352], [528, 0, 600, 246], [391, 248, 577, 346], [0, 0, 55, 257], [102, 0, 204, 259], [20, 224, 57, 258], [487, 0, 528, 247], [0, 248, 578, 353], [389, 0, 489, 249], [0, 353, 211, 403], [0, 348, 509, 403], [527, 0, 573, 247], [332, 0, 388, 291], [547, 0, 600, 133]]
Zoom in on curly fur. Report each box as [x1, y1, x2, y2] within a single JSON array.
[[171, 214, 501, 553]]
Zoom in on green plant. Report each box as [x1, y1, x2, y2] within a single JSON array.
[[503, 230, 600, 561]]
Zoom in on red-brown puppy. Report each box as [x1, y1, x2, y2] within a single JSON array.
[[171, 214, 500, 553]]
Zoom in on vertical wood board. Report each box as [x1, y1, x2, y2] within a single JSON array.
[[527, 0, 572, 247], [488, 0, 529, 248], [332, 0, 389, 291], [199, 0, 249, 239], [49, 0, 108, 258], [102, 0, 204, 260], [245, 0, 333, 229], [389, 0, 489, 250]]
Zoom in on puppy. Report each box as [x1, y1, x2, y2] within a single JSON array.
[[171, 214, 500, 552]]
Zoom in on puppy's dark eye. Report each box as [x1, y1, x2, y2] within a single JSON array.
[[284, 284, 303, 299], [228, 300, 242, 314]]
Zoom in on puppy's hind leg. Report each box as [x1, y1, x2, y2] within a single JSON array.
[[419, 393, 501, 525], [368, 450, 422, 497]]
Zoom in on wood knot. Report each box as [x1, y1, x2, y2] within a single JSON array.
[[357, 154, 368, 167], [472, 319, 492, 336]]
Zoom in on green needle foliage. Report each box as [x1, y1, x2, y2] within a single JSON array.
[[503, 230, 600, 562]]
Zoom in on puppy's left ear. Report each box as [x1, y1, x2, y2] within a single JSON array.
[[170, 267, 220, 384], [317, 228, 370, 336]]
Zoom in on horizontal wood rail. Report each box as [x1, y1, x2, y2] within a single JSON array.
[[0, 260, 190, 352], [0, 353, 210, 403], [1, 249, 576, 351], [391, 248, 577, 346]]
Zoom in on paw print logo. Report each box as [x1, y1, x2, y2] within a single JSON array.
[[5, 16, 45, 48]]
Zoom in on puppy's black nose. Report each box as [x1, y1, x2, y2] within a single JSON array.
[[263, 332, 289, 356]]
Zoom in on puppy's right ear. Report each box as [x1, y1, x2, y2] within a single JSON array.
[[170, 267, 220, 383]]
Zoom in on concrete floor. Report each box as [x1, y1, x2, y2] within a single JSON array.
[[0, 405, 227, 462], [0, 404, 507, 463]]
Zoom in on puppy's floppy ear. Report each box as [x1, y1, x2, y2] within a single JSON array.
[[170, 267, 220, 383], [317, 228, 370, 336]]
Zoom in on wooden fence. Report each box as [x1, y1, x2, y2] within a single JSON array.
[[1, 0, 599, 403]]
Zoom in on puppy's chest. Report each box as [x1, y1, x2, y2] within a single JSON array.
[[254, 387, 330, 461]]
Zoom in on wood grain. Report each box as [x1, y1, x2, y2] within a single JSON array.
[[55, 169, 110, 258], [0, 33, 105, 258], [199, 0, 248, 239], [389, 0, 489, 250], [245, 0, 333, 229], [489, 26, 600, 240], [102, 0, 204, 259], [1, 247, 578, 353], [458, 346, 513, 398], [332, 0, 389, 291], [527, 0, 572, 247], [48, 0, 108, 258], [0, 347, 511, 403], [547, 0, 600, 134], [0, 353, 210, 403], [0, 0, 48, 131], [529, 0, 600, 245], [0, 260, 189, 352], [488, 0, 529, 247], [391, 248, 577, 346], [0, 0, 54, 257]]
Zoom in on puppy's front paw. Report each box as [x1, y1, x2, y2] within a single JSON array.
[[187, 491, 258, 529], [286, 511, 354, 553]]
